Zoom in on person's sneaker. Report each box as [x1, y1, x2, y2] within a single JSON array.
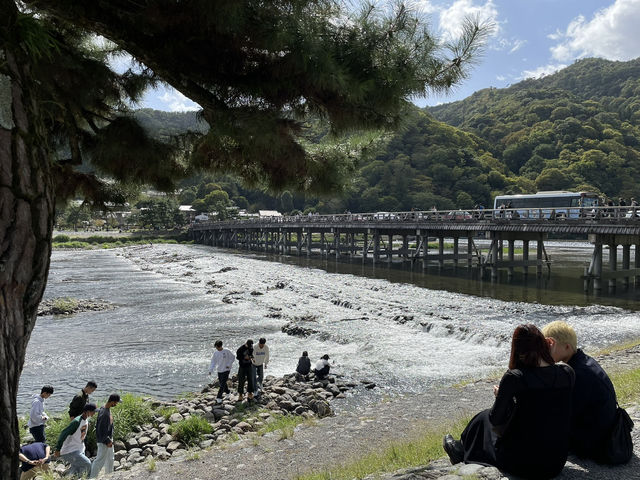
[[236, 394, 244, 402], [442, 434, 464, 465], [215, 398, 223, 404]]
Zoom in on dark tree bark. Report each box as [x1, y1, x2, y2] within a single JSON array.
[[0, 3, 56, 476]]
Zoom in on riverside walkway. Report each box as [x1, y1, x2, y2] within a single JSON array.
[[191, 206, 640, 292]]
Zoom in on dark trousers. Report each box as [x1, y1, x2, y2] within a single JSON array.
[[253, 365, 264, 392], [217, 370, 230, 399], [29, 425, 46, 443], [237, 365, 254, 395]]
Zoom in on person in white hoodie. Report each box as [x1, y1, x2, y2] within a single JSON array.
[[28, 385, 54, 442], [252, 337, 270, 395], [209, 340, 235, 403]]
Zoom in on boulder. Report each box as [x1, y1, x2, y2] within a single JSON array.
[[236, 422, 252, 432], [166, 441, 182, 453], [125, 438, 138, 449], [137, 436, 152, 447], [309, 399, 331, 418], [168, 413, 184, 423], [113, 440, 126, 452]]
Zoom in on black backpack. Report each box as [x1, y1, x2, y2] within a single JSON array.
[[600, 404, 634, 465]]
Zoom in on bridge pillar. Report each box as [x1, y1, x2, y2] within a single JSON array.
[[453, 237, 459, 267], [320, 232, 325, 256], [403, 235, 409, 261], [373, 230, 380, 265], [438, 236, 444, 269], [363, 232, 368, 264], [422, 232, 428, 270], [609, 243, 618, 290], [622, 245, 631, 287], [522, 240, 529, 276], [508, 240, 515, 278], [467, 235, 473, 268], [336, 230, 340, 259], [536, 235, 543, 277], [387, 234, 393, 264], [306, 228, 312, 256]]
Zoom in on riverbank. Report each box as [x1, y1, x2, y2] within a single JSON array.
[[51, 231, 190, 249], [88, 343, 640, 480]]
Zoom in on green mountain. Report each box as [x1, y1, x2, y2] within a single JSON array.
[[135, 57, 640, 213], [428, 58, 640, 201]]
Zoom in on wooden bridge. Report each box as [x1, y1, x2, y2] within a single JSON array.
[[191, 206, 640, 292]]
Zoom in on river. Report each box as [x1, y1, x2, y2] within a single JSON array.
[[17, 242, 640, 414]]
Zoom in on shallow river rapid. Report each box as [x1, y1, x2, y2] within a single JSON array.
[[18, 243, 640, 413]]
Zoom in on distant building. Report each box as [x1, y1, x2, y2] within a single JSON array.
[[179, 205, 196, 222]]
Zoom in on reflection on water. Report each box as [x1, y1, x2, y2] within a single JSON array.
[[17, 243, 640, 414]]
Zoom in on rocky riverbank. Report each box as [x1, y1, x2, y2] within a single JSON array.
[[37, 297, 114, 316], [49, 371, 367, 475]]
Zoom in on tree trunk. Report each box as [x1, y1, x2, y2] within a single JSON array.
[[0, 17, 56, 478]]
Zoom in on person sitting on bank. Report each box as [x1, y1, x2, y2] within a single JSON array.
[[296, 351, 311, 377], [313, 354, 331, 379], [542, 321, 618, 462], [443, 324, 575, 480], [68, 381, 97, 419], [18, 442, 51, 480]]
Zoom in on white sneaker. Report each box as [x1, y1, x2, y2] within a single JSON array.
[[216, 398, 223, 404]]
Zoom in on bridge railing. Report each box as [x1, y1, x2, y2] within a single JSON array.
[[191, 205, 640, 229]]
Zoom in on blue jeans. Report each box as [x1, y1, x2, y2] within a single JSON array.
[[29, 425, 45, 443], [89, 443, 114, 478], [253, 364, 264, 392], [60, 450, 91, 477]]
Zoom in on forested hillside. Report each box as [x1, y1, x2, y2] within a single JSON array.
[[138, 57, 640, 214], [428, 58, 640, 201]]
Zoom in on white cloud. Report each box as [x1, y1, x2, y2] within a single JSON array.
[[437, 0, 499, 40], [156, 88, 200, 112], [496, 75, 506, 81], [519, 63, 568, 80], [550, 0, 640, 62], [509, 39, 526, 54]]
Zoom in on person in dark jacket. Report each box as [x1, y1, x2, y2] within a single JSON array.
[[296, 351, 311, 378], [68, 381, 97, 418], [236, 340, 254, 402], [313, 354, 331, 379], [542, 321, 617, 462], [443, 324, 575, 480], [89, 393, 120, 478]]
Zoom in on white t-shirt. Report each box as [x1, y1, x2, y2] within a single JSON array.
[[60, 417, 88, 455]]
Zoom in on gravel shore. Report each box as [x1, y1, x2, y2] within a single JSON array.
[[106, 344, 640, 480]]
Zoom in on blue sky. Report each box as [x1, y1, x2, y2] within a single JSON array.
[[134, 0, 640, 111]]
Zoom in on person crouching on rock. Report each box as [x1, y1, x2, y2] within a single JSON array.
[[236, 339, 255, 402], [314, 354, 331, 379], [442, 324, 575, 480], [296, 351, 311, 380]]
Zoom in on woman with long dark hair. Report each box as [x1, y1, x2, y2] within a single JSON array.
[[443, 324, 575, 479]]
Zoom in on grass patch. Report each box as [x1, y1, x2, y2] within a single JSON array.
[[185, 449, 201, 461], [112, 393, 154, 442], [52, 234, 185, 250], [257, 414, 307, 441], [156, 406, 179, 420], [168, 415, 213, 446], [610, 367, 640, 405], [146, 457, 157, 471], [295, 416, 470, 480], [51, 297, 79, 313], [593, 338, 640, 357]]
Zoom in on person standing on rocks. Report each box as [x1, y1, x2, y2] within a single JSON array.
[[236, 339, 255, 402], [68, 381, 97, 419], [28, 385, 54, 442], [209, 340, 235, 403], [296, 351, 311, 379], [54, 403, 97, 478], [542, 321, 618, 463], [89, 393, 121, 478], [313, 354, 331, 379], [252, 337, 270, 395]]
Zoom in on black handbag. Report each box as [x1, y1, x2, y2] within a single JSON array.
[[601, 405, 634, 465]]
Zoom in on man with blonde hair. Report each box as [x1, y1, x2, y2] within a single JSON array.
[[542, 321, 617, 462]]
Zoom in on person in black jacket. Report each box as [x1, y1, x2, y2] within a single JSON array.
[[89, 393, 120, 478], [542, 321, 617, 462], [296, 351, 311, 379], [236, 340, 254, 402], [68, 381, 97, 419], [443, 324, 575, 480]]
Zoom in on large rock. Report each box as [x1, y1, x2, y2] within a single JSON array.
[[125, 437, 139, 449], [168, 412, 184, 423], [113, 440, 126, 452], [166, 441, 182, 453], [137, 436, 152, 447], [309, 399, 332, 418], [157, 434, 173, 447]]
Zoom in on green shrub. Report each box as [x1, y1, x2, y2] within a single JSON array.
[[168, 415, 212, 446], [156, 406, 179, 420], [112, 393, 154, 442], [52, 234, 71, 242], [52, 297, 79, 313]]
